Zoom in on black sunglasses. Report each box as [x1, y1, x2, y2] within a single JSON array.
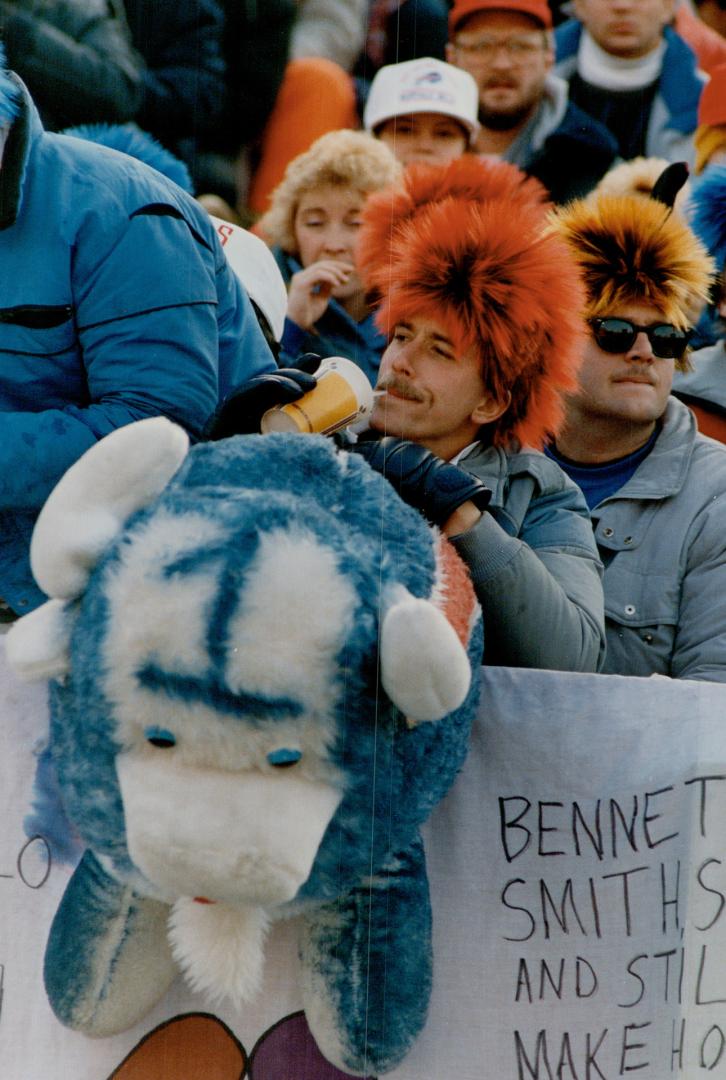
[[590, 317, 691, 360]]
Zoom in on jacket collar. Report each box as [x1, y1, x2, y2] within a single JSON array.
[[555, 21, 702, 134], [0, 77, 41, 230], [597, 396, 697, 504], [658, 27, 704, 133]]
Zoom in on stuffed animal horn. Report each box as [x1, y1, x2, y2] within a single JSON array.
[[8, 422, 482, 1075]]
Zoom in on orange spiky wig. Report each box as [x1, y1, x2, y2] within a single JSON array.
[[357, 156, 550, 300], [550, 194, 715, 346], [357, 158, 584, 450]]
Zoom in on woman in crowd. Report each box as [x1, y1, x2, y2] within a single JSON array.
[[257, 129, 401, 386]]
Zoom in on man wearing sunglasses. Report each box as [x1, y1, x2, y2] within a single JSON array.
[[547, 187, 726, 681]]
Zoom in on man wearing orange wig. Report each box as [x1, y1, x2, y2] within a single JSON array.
[[351, 157, 606, 671], [547, 168, 726, 681]]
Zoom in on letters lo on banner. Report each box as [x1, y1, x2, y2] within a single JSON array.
[[2, 651, 726, 1080]]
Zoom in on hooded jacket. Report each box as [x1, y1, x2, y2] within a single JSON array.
[[0, 77, 275, 614], [555, 23, 705, 165]]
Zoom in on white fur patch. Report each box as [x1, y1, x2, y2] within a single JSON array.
[[116, 751, 342, 905], [5, 599, 74, 681], [168, 899, 270, 1008], [380, 590, 471, 722], [31, 418, 189, 599], [223, 528, 358, 717]]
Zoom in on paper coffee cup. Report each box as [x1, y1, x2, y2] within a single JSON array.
[[261, 357, 374, 435]]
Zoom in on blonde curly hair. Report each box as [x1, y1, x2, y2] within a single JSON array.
[[258, 129, 402, 254]]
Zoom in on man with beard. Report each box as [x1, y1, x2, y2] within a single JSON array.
[[446, 0, 618, 202]]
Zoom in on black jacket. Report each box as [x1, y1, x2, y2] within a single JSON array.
[[525, 100, 619, 205], [0, 0, 142, 129], [122, 0, 226, 144]]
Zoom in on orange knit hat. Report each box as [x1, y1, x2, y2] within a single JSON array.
[[358, 158, 585, 449]]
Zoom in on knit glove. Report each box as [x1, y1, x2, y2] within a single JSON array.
[[347, 436, 492, 527], [208, 353, 321, 438]]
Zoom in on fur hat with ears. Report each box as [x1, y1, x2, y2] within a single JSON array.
[[550, 191, 715, 335], [0, 41, 20, 126], [363, 175, 586, 450], [595, 156, 691, 216], [358, 156, 549, 299]]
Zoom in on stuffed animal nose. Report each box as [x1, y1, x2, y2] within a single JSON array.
[[117, 753, 342, 906]]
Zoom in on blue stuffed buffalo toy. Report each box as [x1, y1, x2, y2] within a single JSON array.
[[7, 418, 481, 1075]]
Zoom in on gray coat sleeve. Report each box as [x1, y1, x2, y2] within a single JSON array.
[[451, 498, 606, 673]]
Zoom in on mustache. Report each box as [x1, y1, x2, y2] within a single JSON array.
[[376, 377, 426, 402]]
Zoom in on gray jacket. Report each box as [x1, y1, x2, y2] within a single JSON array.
[[593, 397, 726, 681], [452, 444, 606, 672]]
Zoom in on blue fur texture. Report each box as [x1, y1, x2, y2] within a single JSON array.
[[43, 433, 482, 1073], [690, 164, 726, 275], [0, 42, 20, 125], [61, 123, 195, 194]]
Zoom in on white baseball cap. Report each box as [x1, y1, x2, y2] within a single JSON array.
[[363, 57, 480, 142], [211, 217, 288, 343]]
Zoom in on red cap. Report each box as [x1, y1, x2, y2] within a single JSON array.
[[449, 0, 553, 33], [698, 65, 726, 128]]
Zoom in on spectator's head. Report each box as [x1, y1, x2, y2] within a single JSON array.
[[358, 157, 585, 453], [570, 0, 677, 59], [549, 186, 714, 443], [211, 219, 289, 349], [258, 130, 401, 315], [363, 57, 479, 167], [694, 65, 726, 175], [446, 0, 554, 134]]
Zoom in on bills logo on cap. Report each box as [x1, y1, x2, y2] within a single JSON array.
[[415, 70, 443, 85]]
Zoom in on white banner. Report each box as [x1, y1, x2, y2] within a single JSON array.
[[3, 648, 726, 1079]]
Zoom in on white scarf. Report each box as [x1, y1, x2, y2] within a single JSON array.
[[577, 29, 665, 91]]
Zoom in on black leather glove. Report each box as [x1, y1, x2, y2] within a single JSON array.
[[207, 353, 321, 439], [348, 436, 492, 527]]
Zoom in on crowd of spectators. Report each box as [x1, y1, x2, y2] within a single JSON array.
[[2, 0, 726, 685]]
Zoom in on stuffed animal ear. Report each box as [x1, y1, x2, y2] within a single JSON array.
[[380, 587, 471, 723], [30, 418, 190, 600], [5, 599, 74, 681]]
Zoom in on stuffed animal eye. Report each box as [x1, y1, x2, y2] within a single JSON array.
[[144, 726, 177, 748], [267, 748, 302, 768]]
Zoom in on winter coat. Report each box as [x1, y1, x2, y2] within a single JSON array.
[[0, 0, 142, 129], [451, 444, 606, 672], [555, 22, 705, 166], [498, 72, 619, 204], [274, 249, 387, 388], [0, 80, 275, 615], [590, 398, 726, 681], [122, 0, 226, 145]]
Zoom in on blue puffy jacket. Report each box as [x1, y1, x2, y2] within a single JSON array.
[[0, 77, 275, 614]]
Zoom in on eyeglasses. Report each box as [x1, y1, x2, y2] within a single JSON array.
[[590, 317, 691, 360], [453, 34, 545, 61]]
